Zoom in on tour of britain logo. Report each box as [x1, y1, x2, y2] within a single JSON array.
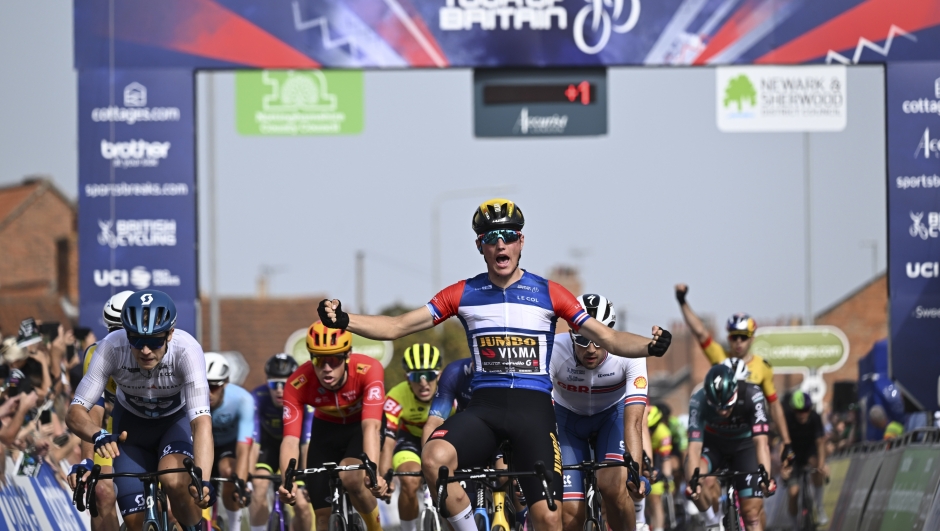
[[475, 334, 541, 373]]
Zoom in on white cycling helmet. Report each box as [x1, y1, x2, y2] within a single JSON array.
[[205, 352, 231, 383], [722, 357, 750, 382], [103, 291, 135, 331], [578, 293, 616, 328]]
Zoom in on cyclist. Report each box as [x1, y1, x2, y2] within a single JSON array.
[[381, 343, 446, 531], [205, 352, 254, 530], [319, 199, 671, 531], [685, 364, 775, 531], [249, 353, 315, 531], [423, 357, 472, 445], [67, 289, 215, 531], [278, 321, 388, 531], [674, 284, 793, 463], [68, 290, 133, 531], [782, 391, 828, 527], [550, 293, 650, 531], [646, 405, 673, 531]]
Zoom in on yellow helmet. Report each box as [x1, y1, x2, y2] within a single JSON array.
[[402, 343, 442, 372], [472, 198, 525, 234], [306, 321, 352, 356], [648, 405, 663, 428]]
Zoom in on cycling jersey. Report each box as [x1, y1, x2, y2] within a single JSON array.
[[666, 416, 688, 453], [650, 422, 672, 458], [785, 409, 824, 466], [429, 358, 473, 419], [211, 383, 254, 447], [700, 337, 778, 403], [82, 342, 118, 406], [383, 381, 443, 439], [427, 271, 589, 394], [251, 384, 313, 443], [550, 333, 648, 416], [73, 329, 210, 422], [687, 382, 769, 443], [282, 353, 384, 438]]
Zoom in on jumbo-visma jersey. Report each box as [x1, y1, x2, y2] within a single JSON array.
[[427, 271, 589, 394]]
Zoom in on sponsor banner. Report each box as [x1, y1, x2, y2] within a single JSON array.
[[886, 62, 940, 411], [716, 65, 847, 132], [750, 326, 849, 374], [475, 333, 542, 373], [235, 70, 363, 135], [0, 459, 88, 531], [879, 446, 940, 529], [78, 69, 197, 337]]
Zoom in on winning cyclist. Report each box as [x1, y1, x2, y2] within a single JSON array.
[[205, 352, 255, 530], [278, 322, 388, 531], [781, 391, 828, 527], [381, 343, 445, 531], [646, 406, 673, 531], [318, 199, 671, 531], [67, 290, 215, 531], [249, 353, 315, 531], [68, 290, 133, 531], [423, 357, 472, 445], [686, 364, 775, 531], [551, 293, 650, 531], [674, 284, 792, 464]]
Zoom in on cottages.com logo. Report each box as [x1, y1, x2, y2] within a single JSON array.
[[91, 82, 181, 124]]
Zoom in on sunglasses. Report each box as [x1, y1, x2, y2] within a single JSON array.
[[267, 379, 286, 391], [209, 381, 226, 391], [728, 334, 752, 342], [406, 370, 440, 383], [571, 334, 600, 349], [478, 230, 521, 246], [312, 354, 348, 368], [127, 334, 169, 350]]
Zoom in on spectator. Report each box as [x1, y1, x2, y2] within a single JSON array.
[[869, 405, 903, 440]]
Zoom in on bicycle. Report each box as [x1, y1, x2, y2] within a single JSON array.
[[73, 457, 204, 531], [562, 452, 640, 531], [205, 474, 251, 531], [387, 470, 442, 531], [792, 466, 828, 531], [284, 453, 378, 531], [687, 465, 772, 531], [248, 473, 291, 531]]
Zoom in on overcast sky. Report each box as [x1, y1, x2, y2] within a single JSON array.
[[1, 2, 887, 337]]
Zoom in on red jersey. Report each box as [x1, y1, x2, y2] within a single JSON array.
[[282, 353, 385, 437]]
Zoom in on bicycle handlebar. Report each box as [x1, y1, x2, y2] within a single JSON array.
[[688, 464, 773, 496], [435, 460, 556, 517], [74, 459, 202, 517], [284, 453, 379, 502], [210, 474, 251, 506]]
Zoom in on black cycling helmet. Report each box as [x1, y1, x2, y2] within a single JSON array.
[[704, 364, 739, 410], [121, 290, 177, 336], [578, 294, 616, 328], [265, 353, 298, 379], [472, 198, 525, 234]]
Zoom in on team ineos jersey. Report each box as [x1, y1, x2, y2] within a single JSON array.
[[72, 329, 210, 422], [687, 382, 769, 442], [427, 271, 590, 394], [550, 334, 648, 416]]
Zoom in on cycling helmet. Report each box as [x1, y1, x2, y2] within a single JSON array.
[[726, 313, 757, 337], [648, 405, 663, 428], [402, 343, 442, 372], [205, 353, 231, 383], [103, 291, 135, 331], [790, 390, 813, 412], [472, 198, 525, 234], [578, 294, 616, 328], [121, 290, 177, 336], [721, 357, 750, 382], [704, 364, 739, 410], [306, 321, 353, 355], [265, 353, 298, 379]]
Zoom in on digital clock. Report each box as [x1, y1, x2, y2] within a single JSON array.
[[483, 82, 596, 105]]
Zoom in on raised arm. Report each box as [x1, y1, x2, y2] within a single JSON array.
[[675, 284, 710, 344], [578, 319, 671, 359], [319, 299, 434, 340]]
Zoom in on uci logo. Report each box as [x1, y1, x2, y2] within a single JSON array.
[[141, 293, 154, 306]]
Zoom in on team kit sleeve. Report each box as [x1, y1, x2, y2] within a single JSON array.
[[687, 393, 705, 443], [547, 281, 589, 331], [699, 337, 728, 364], [429, 363, 458, 420], [180, 342, 211, 421], [426, 281, 466, 325], [282, 364, 313, 439], [360, 361, 386, 421], [72, 341, 112, 411], [654, 424, 673, 457], [747, 384, 771, 436], [624, 359, 649, 407], [237, 387, 255, 445], [252, 391, 262, 442], [383, 391, 403, 437], [756, 358, 778, 403], [301, 406, 314, 445]]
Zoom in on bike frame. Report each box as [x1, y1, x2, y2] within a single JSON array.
[[285, 453, 378, 530], [247, 473, 288, 531], [688, 465, 770, 531], [562, 452, 640, 529]]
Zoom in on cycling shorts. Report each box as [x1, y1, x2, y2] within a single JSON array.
[[393, 431, 422, 470], [211, 440, 238, 478], [305, 418, 384, 510], [700, 435, 763, 499], [554, 401, 625, 500], [427, 388, 561, 506], [256, 430, 282, 474], [110, 404, 195, 516]]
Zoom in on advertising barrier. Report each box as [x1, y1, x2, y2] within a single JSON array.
[[0, 459, 88, 531]]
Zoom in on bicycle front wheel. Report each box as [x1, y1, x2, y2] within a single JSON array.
[[422, 509, 442, 531], [329, 514, 348, 531], [582, 519, 600, 531]]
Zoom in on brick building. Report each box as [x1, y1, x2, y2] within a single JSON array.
[[0, 178, 78, 334]]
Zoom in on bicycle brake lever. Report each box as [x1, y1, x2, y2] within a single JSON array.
[[73, 467, 87, 511], [437, 466, 450, 518], [360, 453, 378, 488], [88, 465, 102, 518], [182, 457, 204, 502], [533, 461, 556, 512], [284, 458, 297, 499]]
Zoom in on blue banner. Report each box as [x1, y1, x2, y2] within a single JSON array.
[[887, 62, 940, 411], [0, 460, 88, 530], [77, 69, 198, 338]]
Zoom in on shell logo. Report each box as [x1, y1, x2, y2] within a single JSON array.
[[634, 376, 648, 389]]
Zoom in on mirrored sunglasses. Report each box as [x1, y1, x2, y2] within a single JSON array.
[[571, 334, 600, 349], [312, 354, 348, 368], [267, 379, 286, 391], [478, 230, 521, 245], [127, 334, 169, 350], [406, 370, 440, 383]]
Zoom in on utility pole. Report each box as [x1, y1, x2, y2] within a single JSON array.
[[803, 132, 813, 326], [208, 73, 220, 351], [356, 251, 366, 314]]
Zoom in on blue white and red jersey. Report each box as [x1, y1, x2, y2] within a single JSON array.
[[426, 271, 590, 394], [429, 358, 473, 419], [550, 333, 648, 416]]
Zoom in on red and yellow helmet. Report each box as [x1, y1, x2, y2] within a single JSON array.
[[306, 321, 352, 356]]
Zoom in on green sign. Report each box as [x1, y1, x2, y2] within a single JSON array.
[[236, 70, 363, 135], [750, 326, 849, 373]]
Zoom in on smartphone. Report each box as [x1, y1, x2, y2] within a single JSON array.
[[39, 322, 60, 342], [39, 409, 52, 425], [73, 327, 93, 342]]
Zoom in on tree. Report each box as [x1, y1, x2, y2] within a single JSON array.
[[724, 75, 756, 112]]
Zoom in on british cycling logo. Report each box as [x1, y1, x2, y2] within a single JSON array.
[[93, 266, 181, 289], [910, 212, 940, 239], [438, 0, 640, 55], [92, 82, 181, 124], [98, 219, 177, 248], [100, 139, 171, 168]]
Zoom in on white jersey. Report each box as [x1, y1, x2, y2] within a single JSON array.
[[72, 329, 210, 422], [550, 333, 649, 416]]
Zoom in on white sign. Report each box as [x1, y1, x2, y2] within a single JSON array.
[[716, 65, 847, 132]]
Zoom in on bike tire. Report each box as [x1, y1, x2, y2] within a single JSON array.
[[349, 512, 366, 531], [582, 519, 600, 531], [800, 478, 817, 531], [475, 512, 489, 531], [328, 514, 348, 531], [724, 500, 741, 531], [422, 509, 442, 531]]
